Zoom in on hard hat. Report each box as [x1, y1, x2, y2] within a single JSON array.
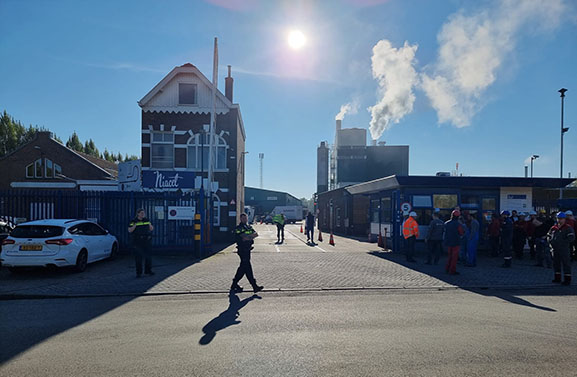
[[501, 210, 510, 216], [557, 211, 566, 219], [409, 211, 417, 217], [452, 210, 461, 217], [529, 210, 537, 215], [565, 210, 573, 216], [539, 209, 547, 214], [434, 208, 441, 213]]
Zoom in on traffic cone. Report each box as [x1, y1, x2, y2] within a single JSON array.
[[300, 224, 303, 233], [378, 232, 384, 248], [329, 232, 335, 246], [318, 230, 323, 242]]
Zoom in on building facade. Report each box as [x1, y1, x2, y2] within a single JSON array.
[[138, 63, 246, 238], [0, 131, 117, 191], [245, 187, 302, 216]]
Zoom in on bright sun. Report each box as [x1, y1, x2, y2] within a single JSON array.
[[288, 30, 306, 50]]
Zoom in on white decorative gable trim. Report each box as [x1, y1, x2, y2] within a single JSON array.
[[138, 64, 233, 114]]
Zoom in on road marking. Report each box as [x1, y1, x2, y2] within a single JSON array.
[[286, 227, 327, 252], [274, 243, 280, 252]]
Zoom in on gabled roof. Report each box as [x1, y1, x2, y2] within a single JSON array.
[[77, 151, 118, 178], [138, 63, 233, 110]]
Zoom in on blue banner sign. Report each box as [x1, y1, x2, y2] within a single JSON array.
[[142, 170, 195, 189]]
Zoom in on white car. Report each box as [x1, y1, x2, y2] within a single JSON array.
[[1, 219, 118, 273]]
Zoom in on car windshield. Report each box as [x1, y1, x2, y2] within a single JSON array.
[[11, 225, 65, 239]]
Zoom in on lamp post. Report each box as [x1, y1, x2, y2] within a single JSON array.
[[530, 154, 539, 178], [559, 88, 569, 199]]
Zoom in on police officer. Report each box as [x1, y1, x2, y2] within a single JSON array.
[[548, 211, 575, 285], [128, 208, 154, 278], [273, 213, 285, 243], [231, 213, 264, 293]]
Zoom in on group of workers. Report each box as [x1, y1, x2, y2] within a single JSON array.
[[403, 208, 575, 285]]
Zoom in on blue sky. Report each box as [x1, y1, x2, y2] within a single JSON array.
[[1, 0, 576, 199]]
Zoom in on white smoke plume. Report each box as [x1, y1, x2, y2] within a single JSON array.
[[368, 40, 418, 140], [422, 0, 568, 127], [335, 100, 359, 121]]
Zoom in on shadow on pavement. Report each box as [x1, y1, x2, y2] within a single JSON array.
[[368, 250, 575, 312], [0, 243, 230, 364], [199, 292, 261, 345]]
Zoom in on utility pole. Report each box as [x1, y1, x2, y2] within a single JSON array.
[[559, 88, 569, 199], [259, 153, 264, 189]]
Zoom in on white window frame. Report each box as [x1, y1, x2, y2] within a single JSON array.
[[34, 159, 43, 178], [178, 83, 198, 105], [45, 159, 54, 178], [150, 131, 174, 169], [186, 133, 229, 172]]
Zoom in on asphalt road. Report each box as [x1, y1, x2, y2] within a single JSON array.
[[1, 288, 576, 377]]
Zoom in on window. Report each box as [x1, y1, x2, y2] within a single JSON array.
[[371, 199, 380, 223], [412, 195, 432, 207], [381, 197, 392, 222], [34, 159, 42, 178], [45, 159, 54, 178], [187, 133, 228, 171], [179, 83, 197, 105], [151, 132, 174, 169], [26, 163, 34, 178], [482, 197, 497, 211], [461, 194, 479, 209], [433, 194, 458, 209], [55, 163, 62, 176]]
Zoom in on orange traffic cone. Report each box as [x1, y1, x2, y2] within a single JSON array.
[[300, 224, 303, 233], [318, 230, 323, 242], [378, 232, 384, 248], [329, 232, 335, 246]]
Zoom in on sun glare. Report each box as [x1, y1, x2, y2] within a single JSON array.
[[288, 30, 306, 50]]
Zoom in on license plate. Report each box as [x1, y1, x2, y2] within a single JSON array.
[[19, 244, 43, 251]]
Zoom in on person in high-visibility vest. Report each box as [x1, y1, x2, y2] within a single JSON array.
[[128, 208, 154, 278], [402, 211, 419, 262], [273, 213, 285, 243]]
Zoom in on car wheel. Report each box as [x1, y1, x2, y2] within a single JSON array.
[[109, 243, 118, 260], [75, 249, 88, 273]]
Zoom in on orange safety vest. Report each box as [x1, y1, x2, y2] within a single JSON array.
[[403, 217, 419, 239]]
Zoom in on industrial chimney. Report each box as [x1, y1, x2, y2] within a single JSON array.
[[225, 65, 234, 102], [371, 139, 377, 146]]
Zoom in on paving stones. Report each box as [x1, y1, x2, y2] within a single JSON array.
[[0, 224, 573, 298]]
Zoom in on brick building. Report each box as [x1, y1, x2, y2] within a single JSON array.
[[137, 63, 246, 236], [0, 131, 117, 191]]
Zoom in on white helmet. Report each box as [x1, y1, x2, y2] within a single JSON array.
[[529, 210, 537, 215], [409, 211, 417, 217], [566, 210, 574, 216]]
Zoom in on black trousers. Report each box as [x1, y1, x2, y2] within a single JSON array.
[[490, 236, 500, 257], [406, 236, 416, 261], [133, 241, 152, 275], [553, 247, 571, 277], [306, 227, 314, 242], [427, 240, 443, 264], [276, 224, 285, 241], [232, 250, 257, 287]]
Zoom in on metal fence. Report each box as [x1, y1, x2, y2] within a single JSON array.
[[0, 190, 200, 253]]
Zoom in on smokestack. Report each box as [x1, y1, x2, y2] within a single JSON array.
[[524, 166, 528, 178], [371, 139, 377, 146], [225, 65, 234, 102], [336, 119, 342, 132]]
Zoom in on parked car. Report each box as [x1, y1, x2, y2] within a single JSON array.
[[0, 219, 118, 273]]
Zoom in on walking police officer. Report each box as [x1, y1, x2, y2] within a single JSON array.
[[128, 208, 154, 278], [231, 213, 264, 294]]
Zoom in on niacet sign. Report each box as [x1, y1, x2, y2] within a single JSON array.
[[142, 170, 195, 190]]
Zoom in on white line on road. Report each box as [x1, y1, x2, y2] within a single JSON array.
[[286, 227, 327, 252]]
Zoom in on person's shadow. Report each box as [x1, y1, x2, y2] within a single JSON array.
[[199, 292, 261, 345]]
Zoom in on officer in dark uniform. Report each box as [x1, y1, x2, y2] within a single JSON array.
[[231, 213, 263, 293], [128, 208, 154, 278]]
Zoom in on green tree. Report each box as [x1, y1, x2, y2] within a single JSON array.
[[125, 154, 139, 161], [83, 139, 99, 157], [66, 132, 84, 153], [116, 152, 123, 162]]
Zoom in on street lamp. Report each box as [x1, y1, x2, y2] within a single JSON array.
[[530, 155, 539, 178], [559, 88, 569, 199]]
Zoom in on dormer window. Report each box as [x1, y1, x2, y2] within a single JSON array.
[[179, 83, 197, 105], [25, 158, 62, 179]]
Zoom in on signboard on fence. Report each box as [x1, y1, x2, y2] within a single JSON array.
[[142, 170, 195, 190], [500, 187, 532, 213], [167, 206, 195, 220]]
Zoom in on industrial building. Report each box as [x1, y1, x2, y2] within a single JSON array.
[[245, 187, 302, 217], [317, 175, 577, 252], [317, 119, 409, 194]]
